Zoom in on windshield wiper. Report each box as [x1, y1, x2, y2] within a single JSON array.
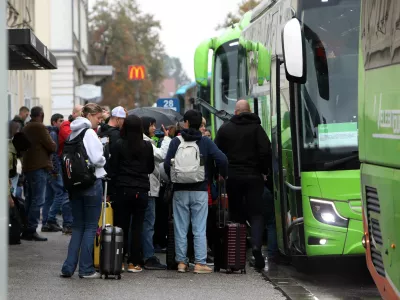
[[323, 153, 359, 170], [194, 97, 233, 122]]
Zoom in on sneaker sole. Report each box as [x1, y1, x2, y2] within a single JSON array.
[[177, 269, 188, 273], [193, 270, 212, 274], [127, 269, 142, 273], [79, 275, 101, 279]]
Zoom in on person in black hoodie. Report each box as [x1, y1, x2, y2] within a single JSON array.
[[110, 114, 155, 273], [215, 100, 272, 270], [164, 110, 228, 274], [98, 106, 127, 197]]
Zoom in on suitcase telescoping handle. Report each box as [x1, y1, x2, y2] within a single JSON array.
[[102, 179, 108, 230], [218, 176, 227, 228]]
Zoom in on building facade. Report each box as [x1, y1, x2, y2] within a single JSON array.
[[35, 0, 113, 120], [7, 0, 38, 120]]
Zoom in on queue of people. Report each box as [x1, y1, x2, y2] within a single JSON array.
[[8, 100, 277, 279]]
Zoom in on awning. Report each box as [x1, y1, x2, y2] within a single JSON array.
[[8, 29, 57, 70]]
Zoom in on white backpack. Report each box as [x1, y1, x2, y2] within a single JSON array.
[[171, 136, 205, 184]]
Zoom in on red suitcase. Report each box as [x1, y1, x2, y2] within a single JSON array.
[[214, 179, 247, 274]]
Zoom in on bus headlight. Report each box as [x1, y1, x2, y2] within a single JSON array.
[[310, 198, 349, 228]]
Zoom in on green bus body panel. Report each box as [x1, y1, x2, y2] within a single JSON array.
[[194, 12, 252, 139], [194, 39, 213, 87], [301, 172, 364, 256], [358, 0, 400, 295], [361, 163, 400, 295], [359, 1, 400, 295], [360, 66, 400, 168]]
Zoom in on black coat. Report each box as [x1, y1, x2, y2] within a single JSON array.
[[110, 139, 155, 192], [215, 112, 271, 179]]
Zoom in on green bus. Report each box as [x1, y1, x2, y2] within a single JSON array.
[[196, 0, 365, 259], [194, 12, 252, 138], [358, 0, 400, 298]]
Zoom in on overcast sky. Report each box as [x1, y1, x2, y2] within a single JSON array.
[[89, 0, 242, 81]]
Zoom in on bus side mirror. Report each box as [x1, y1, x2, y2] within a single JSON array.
[[282, 18, 306, 84], [257, 43, 271, 85], [194, 39, 213, 87]]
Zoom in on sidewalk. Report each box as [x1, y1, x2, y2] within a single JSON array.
[[8, 230, 286, 300]]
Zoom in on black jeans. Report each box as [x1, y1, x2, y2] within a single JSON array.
[[114, 188, 148, 265], [226, 176, 265, 250]]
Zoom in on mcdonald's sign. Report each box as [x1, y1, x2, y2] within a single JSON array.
[[128, 65, 146, 81]]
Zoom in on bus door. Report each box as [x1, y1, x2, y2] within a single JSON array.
[[270, 55, 303, 256]]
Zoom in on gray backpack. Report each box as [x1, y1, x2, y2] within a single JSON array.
[[171, 136, 205, 184]]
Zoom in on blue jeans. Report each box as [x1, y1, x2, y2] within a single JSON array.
[[173, 191, 208, 265], [42, 173, 73, 227], [263, 187, 278, 258], [62, 179, 102, 276], [25, 169, 48, 233], [141, 197, 155, 261]]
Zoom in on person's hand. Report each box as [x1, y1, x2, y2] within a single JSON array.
[[168, 126, 176, 137], [9, 196, 14, 208], [161, 124, 169, 137]]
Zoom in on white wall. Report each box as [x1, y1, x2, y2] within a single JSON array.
[[50, 0, 73, 50], [35, 0, 52, 124], [80, 0, 89, 66], [51, 58, 75, 119]]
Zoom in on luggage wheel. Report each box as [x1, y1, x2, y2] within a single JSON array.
[[214, 267, 220, 272], [117, 275, 121, 280], [241, 269, 246, 274], [226, 268, 233, 274]]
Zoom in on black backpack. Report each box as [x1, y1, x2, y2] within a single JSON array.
[[61, 128, 96, 192]]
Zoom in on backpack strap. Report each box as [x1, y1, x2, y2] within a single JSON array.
[[176, 135, 200, 145], [67, 128, 89, 142], [78, 128, 89, 140]]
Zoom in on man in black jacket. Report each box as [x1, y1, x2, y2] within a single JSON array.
[[98, 106, 127, 196], [215, 100, 272, 270]]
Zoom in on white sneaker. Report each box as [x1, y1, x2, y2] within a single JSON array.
[[79, 272, 101, 279]]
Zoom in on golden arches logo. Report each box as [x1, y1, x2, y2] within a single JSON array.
[[128, 65, 145, 80]]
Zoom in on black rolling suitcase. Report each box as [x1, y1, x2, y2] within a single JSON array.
[[214, 179, 247, 274], [99, 180, 124, 279]]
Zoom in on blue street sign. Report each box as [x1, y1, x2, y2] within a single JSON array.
[[156, 98, 180, 112]]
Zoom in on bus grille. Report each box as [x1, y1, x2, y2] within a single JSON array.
[[365, 186, 385, 277]]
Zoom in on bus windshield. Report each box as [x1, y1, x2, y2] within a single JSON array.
[[214, 41, 246, 129], [299, 0, 360, 170]]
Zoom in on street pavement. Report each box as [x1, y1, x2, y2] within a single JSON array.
[[261, 256, 382, 300], [8, 230, 286, 300]]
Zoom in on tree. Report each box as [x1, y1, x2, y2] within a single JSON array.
[[163, 55, 191, 88], [216, 0, 261, 30], [89, 0, 165, 109]]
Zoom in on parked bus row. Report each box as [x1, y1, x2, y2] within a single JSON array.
[[193, 0, 399, 299]]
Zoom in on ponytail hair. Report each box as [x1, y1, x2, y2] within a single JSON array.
[[81, 103, 103, 118]]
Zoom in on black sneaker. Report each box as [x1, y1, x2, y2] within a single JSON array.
[[62, 226, 72, 235], [21, 232, 48, 242], [144, 256, 167, 270], [42, 223, 62, 232], [206, 256, 214, 266], [252, 249, 265, 270]]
